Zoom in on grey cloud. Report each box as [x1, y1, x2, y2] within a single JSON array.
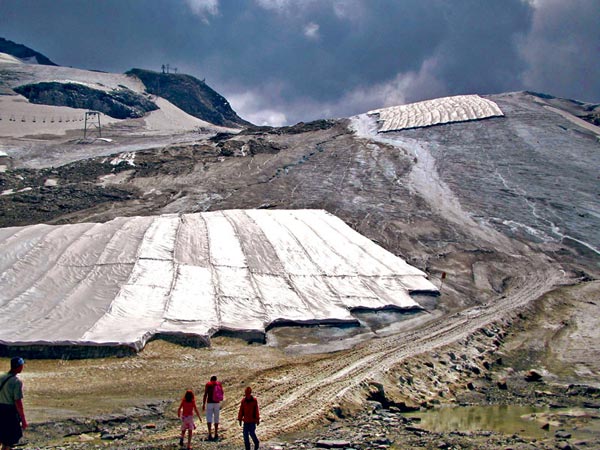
[[0, 0, 598, 126], [520, 0, 600, 102]]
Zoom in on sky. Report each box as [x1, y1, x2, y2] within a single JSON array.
[[1, 0, 599, 126]]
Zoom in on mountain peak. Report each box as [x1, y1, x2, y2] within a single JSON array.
[[0, 36, 57, 66], [126, 68, 251, 128]]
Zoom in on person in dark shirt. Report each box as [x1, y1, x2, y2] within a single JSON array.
[[0, 357, 27, 450]]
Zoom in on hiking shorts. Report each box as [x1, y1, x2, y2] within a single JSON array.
[[181, 415, 196, 431], [205, 402, 220, 423], [0, 403, 22, 446]]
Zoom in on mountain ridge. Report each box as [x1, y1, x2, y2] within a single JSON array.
[[0, 36, 57, 66], [126, 68, 252, 128]]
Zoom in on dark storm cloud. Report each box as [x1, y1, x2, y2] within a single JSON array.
[[0, 0, 598, 125], [520, 0, 600, 103]]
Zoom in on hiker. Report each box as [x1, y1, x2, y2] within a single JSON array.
[[177, 389, 201, 449], [202, 375, 223, 441], [238, 386, 260, 450], [0, 357, 27, 450]]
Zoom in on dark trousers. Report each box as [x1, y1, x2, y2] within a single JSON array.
[[0, 403, 22, 446], [243, 422, 259, 450]]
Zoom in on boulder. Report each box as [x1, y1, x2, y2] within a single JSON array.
[[525, 370, 543, 382]]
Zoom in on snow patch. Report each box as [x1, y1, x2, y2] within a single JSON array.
[[0, 52, 23, 64], [105, 152, 135, 166]]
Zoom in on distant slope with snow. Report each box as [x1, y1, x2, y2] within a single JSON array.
[[0, 37, 57, 66], [0, 60, 238, 139], [0, 209, 436, 354]]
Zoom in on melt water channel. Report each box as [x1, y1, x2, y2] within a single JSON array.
[[404, 405, 600, 441]]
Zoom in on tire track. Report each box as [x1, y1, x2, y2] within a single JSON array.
[[221, 262, 564, 439]]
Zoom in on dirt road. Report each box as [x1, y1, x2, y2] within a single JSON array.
[[215, 258, 565, 440]]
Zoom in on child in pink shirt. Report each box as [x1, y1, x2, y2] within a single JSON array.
[[178, 389, 201, 449]]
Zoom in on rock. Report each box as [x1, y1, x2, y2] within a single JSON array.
[[315, 440, 351, 448], [77, 434, 95, 442], [468, 365, 481, 375], [525, 370, 543, 382], [482, 328, 495, 338], [555, 442, 572, 450], [566, 384, 600, 396], [248, 138, 282, 155], [497, 378, 508, 390], [550, 403, 567, 409], [555, 430, 572, 439], [541, 423, 551, 430], [144, 423, 156, 429], [367, 400, 383, 411], [394, 401, 420, 413], [535, 390, 555, 397], [14, 82, 158, 119], [100, 431, 126, 440]]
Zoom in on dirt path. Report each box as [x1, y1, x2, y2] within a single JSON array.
[[213, 259, 565, 440]]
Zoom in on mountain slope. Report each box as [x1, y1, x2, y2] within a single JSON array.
[[0, 36, 57, 65], [127, 68, 251, 128], [2, 89, 599, 446]]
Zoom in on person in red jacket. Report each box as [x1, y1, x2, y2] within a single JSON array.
[[237, 386, 260, 450]]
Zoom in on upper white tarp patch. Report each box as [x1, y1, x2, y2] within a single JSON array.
[[0, 210, 437, 351], [369, 94, 504, 132]]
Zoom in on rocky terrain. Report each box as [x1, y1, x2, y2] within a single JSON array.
[[14, 81, 159, 119], [1, 42, 599, 449]]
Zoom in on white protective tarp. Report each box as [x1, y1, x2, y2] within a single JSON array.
[[0, 210, 437, 351], [369, 94, 504, 132]]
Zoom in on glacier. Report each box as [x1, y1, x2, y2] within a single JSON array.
[[0, 209, 437, 354]]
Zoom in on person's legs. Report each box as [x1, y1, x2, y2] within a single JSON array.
[[243, 423, 258, 450], [186, 429, 192, 449], [213, 404, 220, 438], [249, 423, 259, 450], [242, 423, 251, 450], [205, 403, 214, 439], [179, 428, 185, 446]]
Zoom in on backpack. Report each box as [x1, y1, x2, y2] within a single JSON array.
[[213, 382, 224, 402]]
